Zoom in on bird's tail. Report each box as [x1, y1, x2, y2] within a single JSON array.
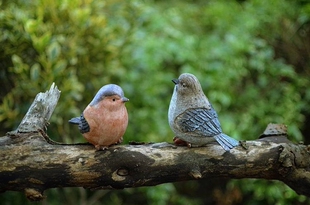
[[68, 117, 81, 125], [214, 133, 239, 151]]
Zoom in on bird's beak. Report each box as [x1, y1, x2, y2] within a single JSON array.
[[172, 79, 179, 85], [122, 97, 129, 102]]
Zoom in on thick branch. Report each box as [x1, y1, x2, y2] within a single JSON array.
[[0, 135, 310, 200], [0, 84, 309, 201]]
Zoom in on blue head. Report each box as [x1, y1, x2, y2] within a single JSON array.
[[89, 84, 128, 106]]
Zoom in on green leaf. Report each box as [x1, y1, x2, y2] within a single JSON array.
[[11, 54, 27, 73], [30, 63, 41, 81], [32, 32, 52, 53], [53, 60, 67, 76], [47, 41, 61, 62], [24, 19, 38, 34]]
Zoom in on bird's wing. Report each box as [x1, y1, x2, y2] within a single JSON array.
[[69, 114, 90, 134], [175, 107, 222, 137], [78, 113, 90, 134]]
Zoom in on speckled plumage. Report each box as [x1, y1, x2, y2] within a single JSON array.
[[69, 84, 129, 150], [168, 73, 239, 151]]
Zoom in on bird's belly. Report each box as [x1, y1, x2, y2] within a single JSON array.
[[83, 109, 128, 146]]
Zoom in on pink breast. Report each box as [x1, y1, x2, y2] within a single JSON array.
[[83, 104, 128, 147]]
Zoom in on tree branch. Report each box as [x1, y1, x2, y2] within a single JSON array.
[[0, 84, 309, 201]]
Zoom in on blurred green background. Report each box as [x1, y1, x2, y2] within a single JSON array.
[[1, 0, 310, 204]]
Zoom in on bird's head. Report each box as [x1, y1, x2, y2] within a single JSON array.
[[89, 84, 129, 109], [172, 73, 203, 96]]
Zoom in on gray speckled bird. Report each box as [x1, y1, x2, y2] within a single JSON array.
[[168, 73, 239, 151]]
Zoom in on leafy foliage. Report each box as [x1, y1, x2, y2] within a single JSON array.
[[0, 0, 310, 204]]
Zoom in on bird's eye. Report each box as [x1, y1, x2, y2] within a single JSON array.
[[112, 98, 116, 102], [182, 83, 187, 88]]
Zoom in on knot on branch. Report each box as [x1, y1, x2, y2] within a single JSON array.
[[117, 168, 129, 176], [24, 188, 44, 201], [189, 169, 202, 179], [112, 168, 129, 182], [260, 123, 287, 138], [279, 145, 294, 171]]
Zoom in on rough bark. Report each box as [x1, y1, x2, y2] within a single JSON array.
[[0, 84, 309, 201]]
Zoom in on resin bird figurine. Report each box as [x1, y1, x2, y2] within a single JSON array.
[[69, 84, 129, 150], [168, 73, 239, 151]]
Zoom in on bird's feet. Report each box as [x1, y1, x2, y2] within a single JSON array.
[[173, 137, 191, 147], [95, 145, 109, 151], [115, 137, 123, 145]]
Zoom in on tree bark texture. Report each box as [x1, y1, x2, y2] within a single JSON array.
[[0, 84, 309, 201]]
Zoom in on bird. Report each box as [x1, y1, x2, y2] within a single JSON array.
[[168, 73, 239, 151], [69, 84, 129, 150]]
